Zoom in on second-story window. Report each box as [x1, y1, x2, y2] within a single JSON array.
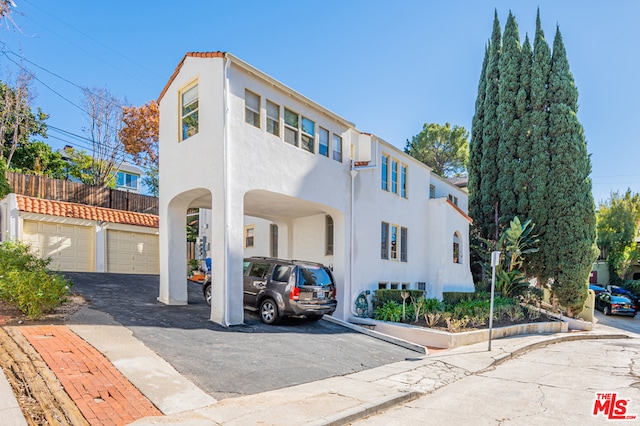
[[284, 108, 299, 146], [319, 127, 329, 157], [391, 160, 398, 194], [448, 194, 459, 206], [245, 90, 260, 128], [180, 84, 199, 141], [401, 164, 408, 198], [381, 155, 389, 191], [301, 117, 315, 153], [266, 100, 279, 136], [429, 184, 436, 199], [332, 134, 342, 162]]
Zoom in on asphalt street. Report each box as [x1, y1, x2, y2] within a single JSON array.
[[63, 272, 418, 400], [355, 336, 640, 425]]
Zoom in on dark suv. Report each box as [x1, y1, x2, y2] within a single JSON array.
[[202, 257, 337, 324]]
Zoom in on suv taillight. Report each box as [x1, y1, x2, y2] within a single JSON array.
[[290, 286, 300, 301]]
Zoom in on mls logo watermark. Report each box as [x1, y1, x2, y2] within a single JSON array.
[[593, 393, 637, 420]]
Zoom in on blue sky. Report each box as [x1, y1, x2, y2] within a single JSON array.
[[1, 1, 638, 204]]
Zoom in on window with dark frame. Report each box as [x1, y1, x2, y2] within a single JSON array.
[[381, 222, 389, 259], [400, 227, 408, 262], [325, 215, 334, 256]]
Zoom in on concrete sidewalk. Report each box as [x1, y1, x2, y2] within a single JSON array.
[[1, 316, 634, 426]]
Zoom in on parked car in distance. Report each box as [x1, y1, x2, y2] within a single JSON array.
[[589, 284, 608, 296], [606, 285, 640, 312], [202, 256, 337, 324], [595, 293, 636, 317]]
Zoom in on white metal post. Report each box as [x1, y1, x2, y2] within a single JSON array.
[[488, 250, 501, 351]]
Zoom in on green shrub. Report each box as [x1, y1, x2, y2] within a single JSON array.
[[0, 240, 72, 319], [373, 300, 403, 322], [423, 297, 444, 313], [442, 291, 476, 306], [372, 289, 423, 310]]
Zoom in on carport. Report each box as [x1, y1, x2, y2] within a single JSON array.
[[158, 187, 349, 327]]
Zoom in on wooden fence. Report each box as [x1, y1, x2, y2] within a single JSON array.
[[7, 172, 159, 215]]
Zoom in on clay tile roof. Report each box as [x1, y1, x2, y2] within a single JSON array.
[[446, 199, 473, 224], [158, 51, 225, 103], [15, 195, 159, 228]]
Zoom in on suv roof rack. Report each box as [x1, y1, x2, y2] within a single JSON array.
[[247, 256, 326, 267]]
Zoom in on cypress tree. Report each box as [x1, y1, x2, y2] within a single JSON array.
[[479, 10, 502, 241], [524, 9, 552, 280], [468, 44, 489, 227], [496, 12, 521, 227], [514, 35, 532, 218], [545, 27, 598, 314]]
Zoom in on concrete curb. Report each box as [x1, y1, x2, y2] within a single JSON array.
[[485, 332, 631, 371], [308, 391, 422, 426]]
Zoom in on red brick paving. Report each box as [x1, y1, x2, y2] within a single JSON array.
[[20, 325, 162, 426]]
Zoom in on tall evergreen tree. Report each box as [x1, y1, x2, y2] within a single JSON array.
[[514, 35, 533, 218], [468, 9, 597, 314], [524, 9, 552, 280], [496, 12, 521, 227], [468, 45, 489, 225], [545, 27, 598, 314], [479, 10, 502, 241]]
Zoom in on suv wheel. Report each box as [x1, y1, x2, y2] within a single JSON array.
[[259, 298, 279, 325], [203, 283, 212, 307]]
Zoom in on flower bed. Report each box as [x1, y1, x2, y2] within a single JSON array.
[[348, 316, 568, 349]]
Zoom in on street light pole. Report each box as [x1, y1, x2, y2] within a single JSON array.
[[488, 250, 501, 351]]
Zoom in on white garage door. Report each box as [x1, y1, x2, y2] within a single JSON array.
[[107, 230, 159, 274], [23, 220, 95, 272]]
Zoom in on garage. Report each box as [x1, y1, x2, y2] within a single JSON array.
[[22, 220, 95, 272], [107, 229, 159, 274]]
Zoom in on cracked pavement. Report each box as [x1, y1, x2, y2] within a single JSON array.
[[354, 338, 640, 425]]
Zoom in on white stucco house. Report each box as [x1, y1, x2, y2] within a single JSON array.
[[157, 51, 474, 326]]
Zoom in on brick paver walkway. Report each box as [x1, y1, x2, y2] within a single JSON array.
[[21, 325, 162, 426]]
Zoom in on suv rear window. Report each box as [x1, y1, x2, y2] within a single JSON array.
[[297, 266, 333, 287], [248, 262, 270, 279], [272, 265, 291, 282]]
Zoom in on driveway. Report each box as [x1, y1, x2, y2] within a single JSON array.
[[63, 272, 418, 400]]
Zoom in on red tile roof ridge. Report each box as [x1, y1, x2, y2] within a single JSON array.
[[158, 51, 225, 102], [15, 195, 159, 228]]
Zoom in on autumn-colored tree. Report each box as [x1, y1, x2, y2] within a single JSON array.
[[119, 100, 159, 195], [119, 100, 159, 169]]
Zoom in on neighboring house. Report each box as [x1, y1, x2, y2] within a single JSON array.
[[0, 193, 159, 274], [58, 146, 143, 193], [157, 51, 474, 326]]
